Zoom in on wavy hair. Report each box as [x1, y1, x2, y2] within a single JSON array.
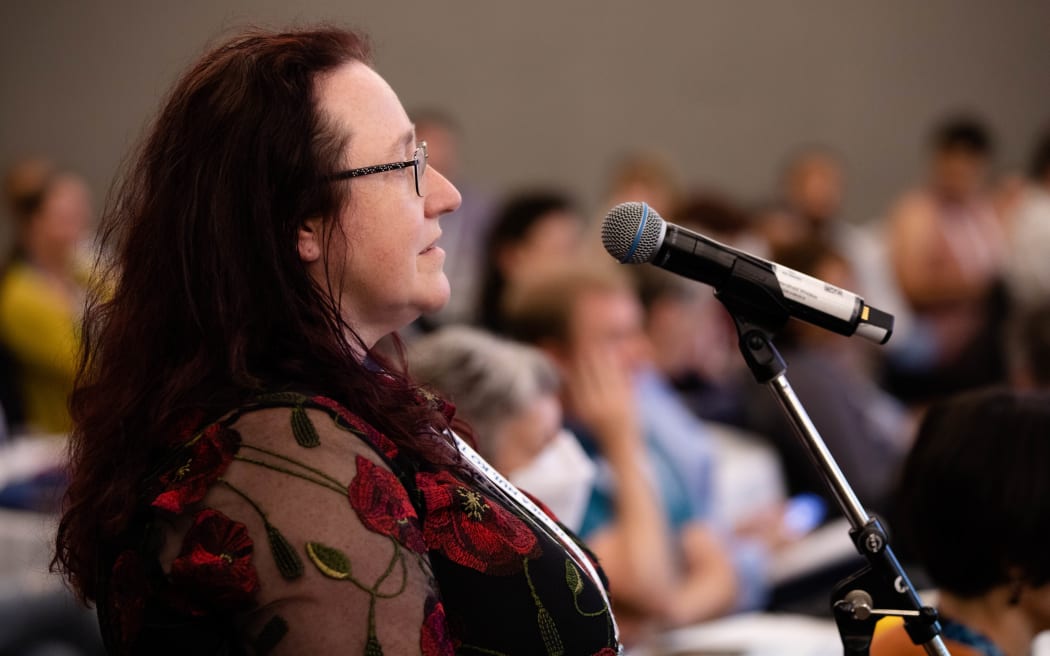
[[55, 26, 458, 602]]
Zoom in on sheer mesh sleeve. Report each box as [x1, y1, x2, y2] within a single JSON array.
[[158, 406, 443, 655]]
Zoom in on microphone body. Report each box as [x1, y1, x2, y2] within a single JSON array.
[[602, 202, 893, 344]]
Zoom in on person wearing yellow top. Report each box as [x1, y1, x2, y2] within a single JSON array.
[[0, 159, 91, 435]]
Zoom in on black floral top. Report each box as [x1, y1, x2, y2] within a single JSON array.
[[97, 393, 620, 655]]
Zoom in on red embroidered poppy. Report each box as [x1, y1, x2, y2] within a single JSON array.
[[169, 508, 259, 615], [420, 595, 455, 656], [416, 470, 540, 575], [109, 549, 149, 652], [348, 455, 426, 553], [591, 648, 618, 656], [151, 424, 240, 515], [311, 395, 399, 459]]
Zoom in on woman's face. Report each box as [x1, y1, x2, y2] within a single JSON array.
[[499, 211, 583, 287], [309, 61, 461, 346], [26, 174, 91, 254]]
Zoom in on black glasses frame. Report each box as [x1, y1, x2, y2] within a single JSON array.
[[326, 141, 428, 197]]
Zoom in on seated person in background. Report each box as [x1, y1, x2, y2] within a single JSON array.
[[1003, 124, 1050, 313], [1006, 301, 1050, 391], [475, 190, 584, 334], [759, 146, 846, 254], [638, 192, 758, 427], [0, 158, 92, 435], [584, 151, 684, 262], [505, 264, 745, 640], [767, 146, 915, 356], [737, 239, 913, 518], [873, 387, 1050, 656], [408, 325, 596, 532], [634, 264, 743, 428], [600, 151, 683, 220], [886, 115, 1009, 400]]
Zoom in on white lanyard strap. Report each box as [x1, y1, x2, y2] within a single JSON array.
[[451, 432, 621, 645]]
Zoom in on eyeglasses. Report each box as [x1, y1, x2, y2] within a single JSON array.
[[327, 141, 428, 197]]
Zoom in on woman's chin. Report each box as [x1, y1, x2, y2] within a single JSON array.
[[413, 282, 452, 319]]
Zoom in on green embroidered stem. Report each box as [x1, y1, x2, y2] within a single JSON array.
[[372, 539, 399, 591], [239, 444, 344, 488], [415, 552, 434, 580], [232, 455, 345, 495], [523, 558, 565, 656], [373, 539, 409, 599], [219, 478, 304, 580], [290, 405, 321, 448]]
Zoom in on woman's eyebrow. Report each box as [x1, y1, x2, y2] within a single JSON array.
[[392, 128, 415, 157]]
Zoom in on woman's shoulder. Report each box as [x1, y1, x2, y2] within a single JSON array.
[[144, 393, 412, 519], [228, 392, 403, 462]]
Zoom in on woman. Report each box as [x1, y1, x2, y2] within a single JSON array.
[[0, 158, 92, 435], [476, 190, 583, 334], [54, 27, 619, 655], [872, 388, 1050, 656]]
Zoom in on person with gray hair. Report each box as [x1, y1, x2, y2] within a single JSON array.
[[409, 325, 596, 531]]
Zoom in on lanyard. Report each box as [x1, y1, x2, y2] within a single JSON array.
[[451, 432, 621, 647]]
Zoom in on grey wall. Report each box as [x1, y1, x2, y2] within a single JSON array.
[[2, 1, 1049, 244]]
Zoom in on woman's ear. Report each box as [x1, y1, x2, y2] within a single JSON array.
[[298, 217, 323, 263]]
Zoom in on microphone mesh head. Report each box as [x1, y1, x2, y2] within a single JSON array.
[[601, 202, 666, 263]]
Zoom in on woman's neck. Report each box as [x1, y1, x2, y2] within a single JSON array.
[[938, 588, 1034, 656]]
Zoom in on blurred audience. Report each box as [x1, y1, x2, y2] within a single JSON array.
[[0, 158, 92, 435], [632, 263, 812, 572], [678, 191, 766, 256], [1006, 302, 1050, 390], [737, 239, 913, 517], [760, 146, 847, 253], [505, 264, 746, 641], [1003, 124, 1050, 313], [476, 190, 584, 333], [875, 388, 1050, 656], [886, 115, 1010, 401], [587, 151, 684, 263], [411, 109, 496, 327], [638, 192, 757, 426], [633, 265, 743, 427], [763, 146, 916, 362], [601, 150, 683, 220], [408, 325, 596, 531]]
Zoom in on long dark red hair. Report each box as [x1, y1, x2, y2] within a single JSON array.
[[55, 26, 458, 602]]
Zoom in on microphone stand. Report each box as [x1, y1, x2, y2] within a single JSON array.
[[715, 291, 950, 656]]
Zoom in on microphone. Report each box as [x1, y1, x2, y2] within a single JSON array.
[[601, 202, 894, 344]]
